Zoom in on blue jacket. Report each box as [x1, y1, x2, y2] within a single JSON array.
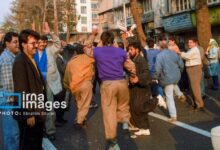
[[145, 49, 161, 77], [155, 49, 184, 86]]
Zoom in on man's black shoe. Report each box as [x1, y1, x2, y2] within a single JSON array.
[[57, 118, 68, 124], [55, 121, 63, 127]]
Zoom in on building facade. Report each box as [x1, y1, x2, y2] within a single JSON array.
[[160, 0, 220, 45], [97, 0, 220, 44], [75, 0, 100, 33]]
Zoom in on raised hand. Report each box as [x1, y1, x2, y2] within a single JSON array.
[[43, 22, 50, 34]]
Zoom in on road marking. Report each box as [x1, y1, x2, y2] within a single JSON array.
[[149, 112, 211, 138], [205, 93, 220, 107], [42, 138, 57, 150]]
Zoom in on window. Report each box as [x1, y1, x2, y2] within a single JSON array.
[[143, 0, 152, 13], [81, 6, 87, 14], [92, 13, 98, 19], [126, 6, 132, 17], [91, 3, 98, 9], [80, 0, 86, 3], [81, 27, 87, 32], [81, 17, 87, 24], [168, 0, 191, 13]]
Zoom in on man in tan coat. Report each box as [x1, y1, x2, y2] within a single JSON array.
[[63, 43, 94, 129]]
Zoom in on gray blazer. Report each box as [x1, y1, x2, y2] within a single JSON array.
[[46, 34, 62, 95]]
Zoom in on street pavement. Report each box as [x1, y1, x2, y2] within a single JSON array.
[[51, 87, 220, 150]]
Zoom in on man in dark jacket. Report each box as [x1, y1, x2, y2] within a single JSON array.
[[128, 42, 166, 136], [13, 29, 46, 150]]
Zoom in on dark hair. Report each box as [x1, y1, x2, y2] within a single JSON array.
[[39, 35, 48, 41], [3, 32, 19, 48], [75, 43, 84, 55], [169, 36, 176, 42], [100, 31, 114, 46], [158, 35, 167, 41], [188, 38, 198, 43], [19, 29, 40, 51], [147, 38, 154, 48], [159, 42, 168, 49], [117, 42, 124, 49], [128, 42, 142, 52]]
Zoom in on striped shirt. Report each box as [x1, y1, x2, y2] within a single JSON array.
[[0, 49, 16, 103]]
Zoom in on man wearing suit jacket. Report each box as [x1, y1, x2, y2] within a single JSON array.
[[13, 29, 46, 150]]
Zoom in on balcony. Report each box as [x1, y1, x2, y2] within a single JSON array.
[[208, 0, 220, 5]]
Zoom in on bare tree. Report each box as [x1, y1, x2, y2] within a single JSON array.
[[53, 0, 59, 35], [130, 0, 147, 47], [196, 0, 212, 49]]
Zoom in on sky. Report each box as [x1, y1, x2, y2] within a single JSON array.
[[0, 0, 13, 25]]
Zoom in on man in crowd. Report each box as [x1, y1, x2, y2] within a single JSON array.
[[159, 37, 186, 102], [127, 42, 166, 136], [34, 23, 63, 140], [155, 39, 184, 122], [13, 29, 46, 150], [0, 32, 20, 150], [86, 31, 136, 149], [179, 39, 205, 110], [64, 43, 94, 129], [145, 39, 164, 98], [0, 32, 4, 54]]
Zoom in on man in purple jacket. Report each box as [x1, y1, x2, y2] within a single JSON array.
[[86, 31, 136, 150]]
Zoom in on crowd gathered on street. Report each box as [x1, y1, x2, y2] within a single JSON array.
[[0, 23, 220, 150]]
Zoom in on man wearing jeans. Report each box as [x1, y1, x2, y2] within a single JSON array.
[[0, 32, 20, 150], [155, 41, 184, 122]]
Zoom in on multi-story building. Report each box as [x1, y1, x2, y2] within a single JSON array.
[[98, 0, 220, 43], [98, 0, 114, 33], [91, 0, 99, 26], [75, 0, 100, 33], [161, 0, 220, 43]]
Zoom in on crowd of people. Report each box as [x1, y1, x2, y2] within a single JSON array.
[[0, 23, 220, 150]]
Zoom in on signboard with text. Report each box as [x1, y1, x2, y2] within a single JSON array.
[[162, 13, 193, 32]]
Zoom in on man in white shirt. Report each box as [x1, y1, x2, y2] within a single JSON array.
[[179, 38, 205, 110]]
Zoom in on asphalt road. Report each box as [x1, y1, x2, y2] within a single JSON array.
[[52, 88, 220, 150]]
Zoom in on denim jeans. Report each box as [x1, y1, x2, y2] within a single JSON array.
[[1, 104, 19, 150], [151, 83, 164, 97], [164, 84, 177, 118], [174, 85, 183, 97]]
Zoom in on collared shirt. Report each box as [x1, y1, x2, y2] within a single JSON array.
[[180, 47, 202, 67], [0, 49, 16, 103]]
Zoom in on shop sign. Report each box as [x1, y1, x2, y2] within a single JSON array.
[[142, 11, 154, 23], [162, 13, 193, 32], [126, 17, 134, 27]]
